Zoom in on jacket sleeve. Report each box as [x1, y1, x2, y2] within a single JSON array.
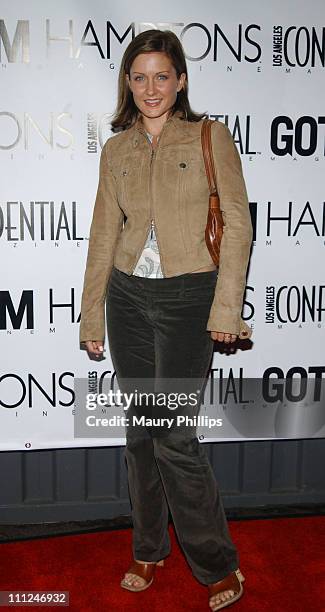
[[206, 121, 253, 338], [79, 141, 124, 344]]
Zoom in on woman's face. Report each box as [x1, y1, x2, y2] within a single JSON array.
[[126, 51, 186, 123]]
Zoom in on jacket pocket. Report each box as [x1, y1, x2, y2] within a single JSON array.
[[177, 159, 209, 253], [158, 145, 209, 252], [111, 156, 143, 213]]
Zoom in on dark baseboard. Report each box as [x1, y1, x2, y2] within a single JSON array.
[[0, 503, 324, 543]]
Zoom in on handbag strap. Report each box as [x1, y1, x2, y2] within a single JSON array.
[[201, 117, 218, 196]]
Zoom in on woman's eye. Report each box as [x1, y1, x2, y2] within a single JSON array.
[[133, 75, 167, 81]]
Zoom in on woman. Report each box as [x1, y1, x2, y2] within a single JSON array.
[[79, 29, 253, 611]]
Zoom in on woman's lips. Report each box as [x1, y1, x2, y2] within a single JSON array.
[[144, 99, 162, 107]]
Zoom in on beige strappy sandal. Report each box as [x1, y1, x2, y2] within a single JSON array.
[[120, 558, 165, 592], [208, 568, 245, 611]]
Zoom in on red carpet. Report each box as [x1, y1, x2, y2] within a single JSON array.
[[0, 516, 324, 611]]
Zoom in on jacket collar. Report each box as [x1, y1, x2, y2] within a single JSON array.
[[132, 108, 185, 137]]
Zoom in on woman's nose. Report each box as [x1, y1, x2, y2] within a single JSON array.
[[145, 79, 156, 95]]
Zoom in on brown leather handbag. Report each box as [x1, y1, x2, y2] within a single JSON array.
[[201, 117, 224, 265], [201, 117, 252, 339]]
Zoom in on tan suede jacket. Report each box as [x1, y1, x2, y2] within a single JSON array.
[[79, 109, 253, 344]]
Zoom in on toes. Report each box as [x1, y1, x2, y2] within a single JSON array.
[[123, 572, 145, 588], [210, 590, 235, 609], [220, 589, 234, 601]]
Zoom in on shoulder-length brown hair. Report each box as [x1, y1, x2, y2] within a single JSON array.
[[110, 29, 206, 132]]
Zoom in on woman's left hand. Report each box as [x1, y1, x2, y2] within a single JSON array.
[[210, 331, 237, 343]]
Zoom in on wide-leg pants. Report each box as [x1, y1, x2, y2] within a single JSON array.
[[106, 266, 239, 585]]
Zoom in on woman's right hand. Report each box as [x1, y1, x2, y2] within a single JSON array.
[[84, 341, 104, 358]]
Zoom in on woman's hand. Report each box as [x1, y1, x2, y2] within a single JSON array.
[[84, 340, 104, 357], [210, 331, 237, 343]]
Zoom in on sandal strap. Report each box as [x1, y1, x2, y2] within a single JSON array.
[[208, 571, 241, 598], [126, 560, 158, 583]]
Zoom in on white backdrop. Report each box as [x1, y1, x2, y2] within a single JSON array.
[[1, 0, 324, 450]]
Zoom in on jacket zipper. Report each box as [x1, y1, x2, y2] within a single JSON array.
[[148, 137, 166, 276], [128, 152, 152, 274], [130, 126, 169, 276], [129, 148, 154, 274]]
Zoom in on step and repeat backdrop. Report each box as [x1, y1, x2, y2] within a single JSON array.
[[1, 0, 324, 450]]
